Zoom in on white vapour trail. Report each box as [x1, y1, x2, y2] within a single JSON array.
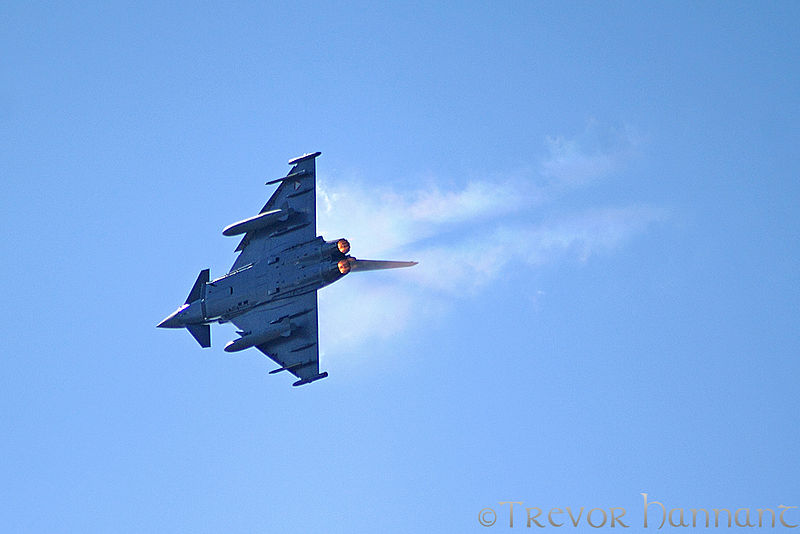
[[405, 205, 665, 295], [318, 203, 663, 356], [317, 124, 661, 355], [317, 177, 540, 256]]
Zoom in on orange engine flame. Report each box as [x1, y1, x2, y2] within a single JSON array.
[[337, 239, 350, 254], [337, 258, 351, 274]]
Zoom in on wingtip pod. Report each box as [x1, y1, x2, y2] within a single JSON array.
[[288, 151, 321, 165], [292, 372, 328, 387]]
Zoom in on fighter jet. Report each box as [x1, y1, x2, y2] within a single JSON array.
[[157, 152, 416, 386]]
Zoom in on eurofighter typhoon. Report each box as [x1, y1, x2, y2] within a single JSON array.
[[157, 152, 417, 386]]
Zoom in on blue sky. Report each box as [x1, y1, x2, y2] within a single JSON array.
[[2, 2, 799, 532]]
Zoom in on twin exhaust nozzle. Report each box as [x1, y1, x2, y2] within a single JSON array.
[[338, 257, 353, 274]]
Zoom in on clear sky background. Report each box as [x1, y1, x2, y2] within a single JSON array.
[[2, 2, 799, 532]]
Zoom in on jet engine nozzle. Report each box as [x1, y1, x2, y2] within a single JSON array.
[[337, 258, 352, 274], [323, 238, 351, 258]]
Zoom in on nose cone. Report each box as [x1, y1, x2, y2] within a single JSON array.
[[157, 305, 187, 328]]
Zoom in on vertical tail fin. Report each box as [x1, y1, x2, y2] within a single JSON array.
[[348, 259, 418, 272]]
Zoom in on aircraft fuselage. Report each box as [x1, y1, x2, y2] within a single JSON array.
[[158, 236, 350, 329]]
